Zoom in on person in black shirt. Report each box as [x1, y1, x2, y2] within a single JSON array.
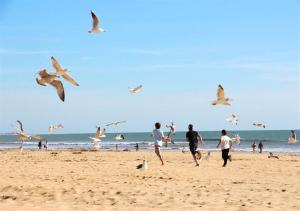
[[186, 124, 203, 166]]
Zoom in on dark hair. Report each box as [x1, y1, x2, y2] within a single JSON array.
[[155, 122, 161, 129], [188, 124, 193, 131], [221, 129, 227, 135]]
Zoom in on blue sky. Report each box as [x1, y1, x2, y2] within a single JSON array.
[[0, 0, 299, 133]]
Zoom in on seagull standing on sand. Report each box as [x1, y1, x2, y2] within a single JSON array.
[[129, 85, 143, 93], [226, 114, 238, 125], [51, 57, 79, 86], [211, 85, 232, 105], [88, 11, 105, 33], [48, 124, 64, 133], [136, 160, 148, 170], [106, 121, 127, 127], [36, 69, 65, 102], [253, 123, 266, 128]]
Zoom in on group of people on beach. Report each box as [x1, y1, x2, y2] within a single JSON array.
[[151, 122, 233, 167]]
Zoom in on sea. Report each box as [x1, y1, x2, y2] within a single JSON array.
[[0, 130, 299, 153]]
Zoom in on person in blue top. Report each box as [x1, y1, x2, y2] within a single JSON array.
[[151, 122, 168, 165]]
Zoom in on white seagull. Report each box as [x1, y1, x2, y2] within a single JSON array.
[[129, 85, 143, 93], [106, 121, 127, 127], [211, 84, 232, 105], [48, 124, 64, 133], [226, 114, 238, 125], [253, 123, 266, 128], [15, 120, 43, 151], [115, 134, 125, 140], [88, 11, 105, 33], [36, 69, 65, 102], [136, 160, 148, 170], [51, 56, 79, 86]]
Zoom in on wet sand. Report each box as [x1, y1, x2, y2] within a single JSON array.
[[0, 150, 299, 210]]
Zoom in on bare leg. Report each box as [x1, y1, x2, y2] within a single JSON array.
[[197, 151, 202, 160], [192, 154, 199, 166], [157, 154, 164, 165]]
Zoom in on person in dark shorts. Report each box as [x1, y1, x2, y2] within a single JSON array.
[[216, 130, 233, 167], [258, 141, 263, 153], [38, 140, 42, 150], [186, 124, 203, 166]]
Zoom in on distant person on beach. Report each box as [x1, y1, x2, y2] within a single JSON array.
[[135, 143, 139, 151], [151, 122, 168, 165], [44, 140, 48, 150], [216, 129, 232, 167], [38, 140, 42, 150], [252, 142, 257, 153], [258, 141, 263, 153], [186, 124, 203, 166]]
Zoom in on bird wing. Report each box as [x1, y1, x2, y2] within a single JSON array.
[[38, 69, 50, 77], [16, 120, 24, 132], [217, 85, 225, 100], [62, 73, 79, 86], [105, 123, 113, 127], [51, 56, 63, 72], [134, 85, 142, 91], [36, 78, 47, 86], [50, 80, 65, 102], [95, 127, 101, 138], [91, 11, 99, 29]]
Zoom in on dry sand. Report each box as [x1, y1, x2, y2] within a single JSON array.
[[0, 150, 299, 210]]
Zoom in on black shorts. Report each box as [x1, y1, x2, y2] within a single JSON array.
[[189, 144, 198, 155]]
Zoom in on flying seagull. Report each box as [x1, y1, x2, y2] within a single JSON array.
[[115, 134, 125, 140], [106, 121, 126, 127], [51, 56, 79, 86], [129, 85, 143, 93], [88, 11, 105, 33], [211, 85, 232, 105], [15, 120, 44, 151], [48, 124, 64, 133], [165, 122, 176, 145], [226, 114, 238, 125], [36, 69, 65, 102], [253, 123, 266, 128]]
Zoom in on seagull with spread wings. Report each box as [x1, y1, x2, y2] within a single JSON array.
[[106, 121, 126, 127], [226, 114, 238, 125], [253, 123, 266, 128], [36, 69, 65, 102], [51, 56, 79, 86], [211, 85, 232, 105], [129, 85, 143, 93], [88, 11, 105, 33], [15, 120, 44, 151], [48, 124, 64, 133]]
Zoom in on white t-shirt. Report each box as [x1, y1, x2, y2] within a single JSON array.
[[221, 135, 231, 150], [152, 129, 164, 147]]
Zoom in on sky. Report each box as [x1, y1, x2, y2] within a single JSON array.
[[0, 0, 299, 134]]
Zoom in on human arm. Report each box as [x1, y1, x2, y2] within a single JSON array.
[[216, 139, 221, 148], [197, 133, 204, 145]]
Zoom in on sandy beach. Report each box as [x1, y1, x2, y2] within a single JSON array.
[[0, 150, 299, 211]]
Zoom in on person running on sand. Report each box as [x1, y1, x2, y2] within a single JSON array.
[[186, 124, 203, 166], [216, 129, 232, 167], [151, 122, 168, 165]]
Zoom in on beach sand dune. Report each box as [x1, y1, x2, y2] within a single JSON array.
[[0, 150, 299, 210]]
